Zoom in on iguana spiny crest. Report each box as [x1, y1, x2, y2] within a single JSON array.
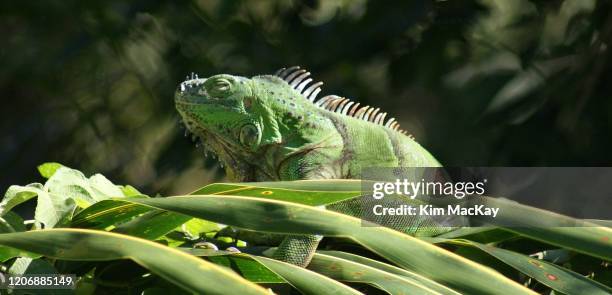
[[273, 66, 408, 135], [175, 66, 433, 181]]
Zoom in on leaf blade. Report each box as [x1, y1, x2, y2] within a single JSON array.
[[0, 229, 268, 295], [125, 195, 535, 295]]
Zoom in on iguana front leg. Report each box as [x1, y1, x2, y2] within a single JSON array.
[[270, 155, 340, 267], [272, 235, 323, 267]]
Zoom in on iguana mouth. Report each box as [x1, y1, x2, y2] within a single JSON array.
[[180, 121, 235, 170]]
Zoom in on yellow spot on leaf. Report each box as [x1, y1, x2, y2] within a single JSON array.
[[529, 260, 543, 268], [261, 191, 273, 195]]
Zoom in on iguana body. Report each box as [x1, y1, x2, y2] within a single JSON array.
[[175, 66, 440, 266]]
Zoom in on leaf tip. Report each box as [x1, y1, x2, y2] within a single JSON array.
[[37, 162, 65, 179]]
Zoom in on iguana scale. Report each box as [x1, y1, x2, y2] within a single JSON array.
[[175, 66, 441, 267]]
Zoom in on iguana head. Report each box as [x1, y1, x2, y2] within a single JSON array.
[[175, 67, 408, 181], [175, 71, 309, 180], [176, 73, 262, 180]]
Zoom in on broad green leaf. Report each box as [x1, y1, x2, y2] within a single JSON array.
[[475, 197, 612, 261], [307, 252, 442, 294], [71, 199, 151, 229], [37, 162, 64, 179], [251, 255, 362, 295], [113, 210, 193, 240], [0, 229, 268, 295], [318, 250, 461, 295], [435, 238, 612, 295], [1, 184, 76, 229], [0, 183, 42, 216], [585, 219, 612, 227], [0, 213, 40, 262], [73, 198, 197, 241], [0, 211, 26, 233], [124, 196, 535, 295], [202, 254, 285, 283], [212, 179, 363, 192], [436, 227, 518, 243], [0, 246, 40, 262], [178, 217, 221, 238], [44, 167, 125, 205], [1, 166, 136, 229], [186, 247, 444, 293], [120, 185, 143, 197], [181, 248, 363, 293], [193, 182, 362, 206]]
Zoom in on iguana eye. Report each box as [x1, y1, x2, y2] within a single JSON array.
[[239, 124, 261, 148], [213, 79, 231, 92]]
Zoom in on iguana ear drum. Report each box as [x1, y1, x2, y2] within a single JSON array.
[[243, 96, 253, 110], [239, 124, 261, 148]]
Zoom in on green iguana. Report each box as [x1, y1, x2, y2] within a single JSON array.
[[175, 66, 441, 267]]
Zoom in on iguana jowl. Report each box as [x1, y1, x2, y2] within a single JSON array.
[[175, 66, 441, 266]]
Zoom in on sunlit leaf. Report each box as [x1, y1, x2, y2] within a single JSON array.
[[123, 195, 534, 294], [0, 229, 268, 295], [434, 238, 612, 295]]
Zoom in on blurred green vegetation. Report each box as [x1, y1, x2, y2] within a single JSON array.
[[1, 0, 611, 195]]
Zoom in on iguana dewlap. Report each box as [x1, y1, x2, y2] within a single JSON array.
[[175, 66, 441, 266]]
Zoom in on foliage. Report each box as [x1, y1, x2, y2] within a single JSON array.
[[0, 164, 609, 294], [1, 1, 611, 293], [2, 0, 611, 196]]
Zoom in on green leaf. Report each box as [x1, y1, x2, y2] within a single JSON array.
[[37, 162, 64, 179], [474, 197, 612, 261], [436, 227, 518, 243], [122, 195, 535, 295], [0, 229, 268, 295], [113, 210, 193, 240], [178, 217, 221, 238], [435, 238, 612, 295], [193, 181, 362, 206], [585, 219, 612, 227], [0, 184, 42, 216], [307, 252, 443, 294], [190, 249, 365, 294], [187, 247, 448, 293], [1, 165, 139, 229], [251, 255, 363, 295], [200, 179, 363, 192], [0, 211, 26, 233], [70, 199, 151, 229], [201, 254, 284, 284], [44, 167, 125, 205], [1, 184, 76, 229], [318, 250, 461, 295], [0, 246, 40, 262], [120, 185, 143, 197]]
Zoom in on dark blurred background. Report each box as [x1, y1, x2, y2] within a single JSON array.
[[1, 0, 611, 196]]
